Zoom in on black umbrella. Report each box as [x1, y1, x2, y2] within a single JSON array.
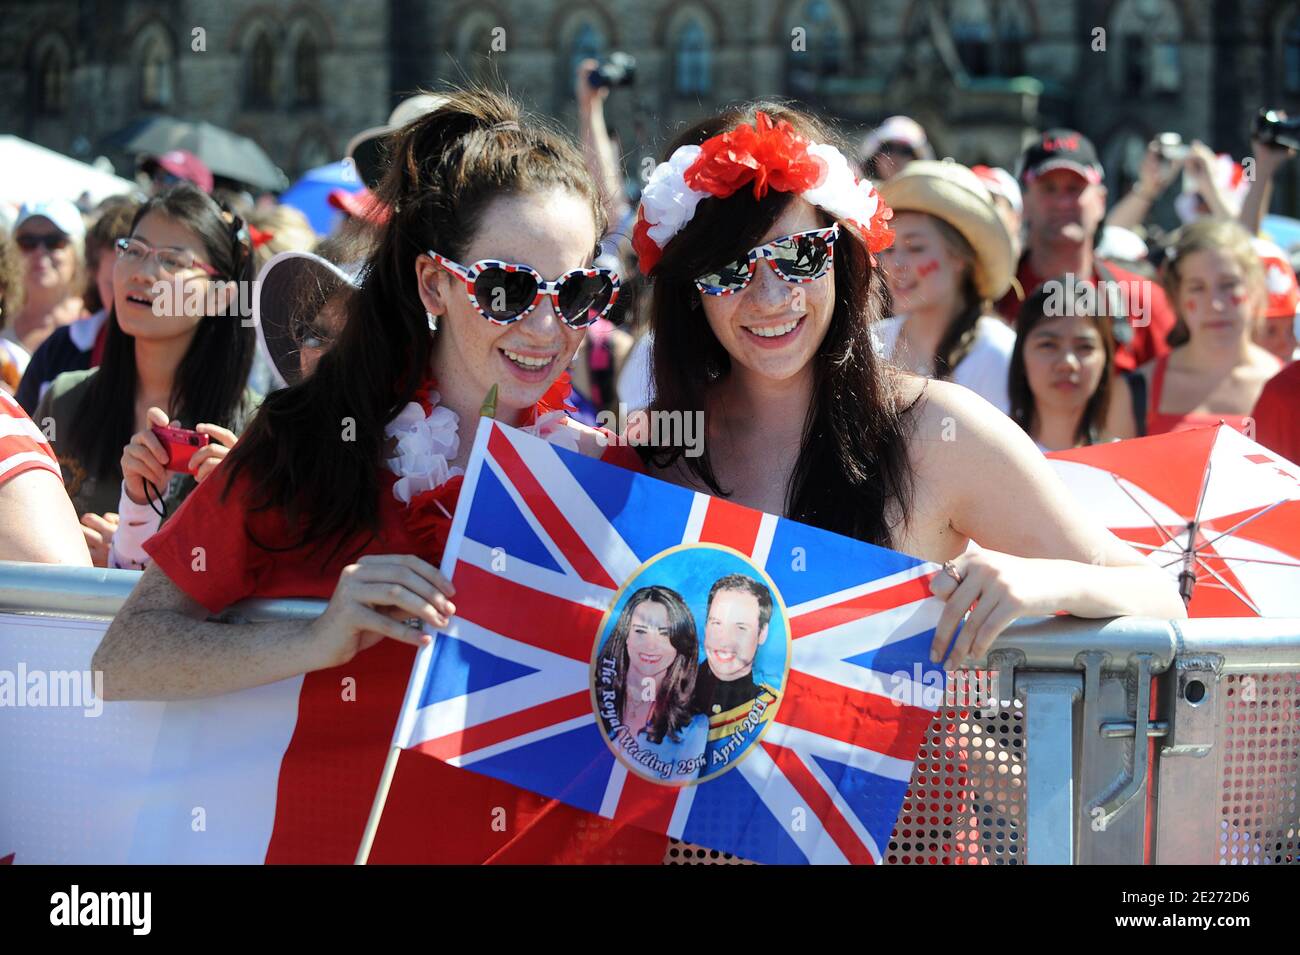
[[104, 117, 289, 192]]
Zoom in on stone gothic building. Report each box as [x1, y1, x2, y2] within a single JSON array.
[[3, 0, 1299, 214]]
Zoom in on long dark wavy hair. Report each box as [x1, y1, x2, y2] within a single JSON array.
[[1008, 280, 1116, 447], [643, 102, 917, 548], [66, 184, 255, 479], [597, 586, 699, 745], [221, 87, 604, 559]]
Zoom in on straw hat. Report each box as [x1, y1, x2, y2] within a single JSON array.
[[878, 160, 1015, 301]]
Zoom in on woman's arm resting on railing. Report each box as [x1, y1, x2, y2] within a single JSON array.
[[94, 555, 456, 701], [914, 382, 1187, 665]]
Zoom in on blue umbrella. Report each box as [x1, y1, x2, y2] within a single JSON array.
[[1263, 214, 1300, 255], [278, 161, 364, 236]]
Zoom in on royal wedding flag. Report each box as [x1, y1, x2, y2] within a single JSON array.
[[391, 419, 949, 865]]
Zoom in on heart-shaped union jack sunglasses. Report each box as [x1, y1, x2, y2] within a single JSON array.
[[429, 251, 620, 328], [694, 224, 839, 296]]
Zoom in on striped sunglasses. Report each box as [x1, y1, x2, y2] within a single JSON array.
[[694, 224, 839, 296], [430, 251, 620, 328]]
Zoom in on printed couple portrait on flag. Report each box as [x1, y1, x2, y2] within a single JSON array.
[[592, 554, 789, 785], [388, 417, 954, 865]]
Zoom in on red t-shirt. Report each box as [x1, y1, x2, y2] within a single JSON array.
[[996, 256, 1175, 373], [143, 439, 665, 865], [0, 390, 60, 487], [1252, 360, 1300, 464]]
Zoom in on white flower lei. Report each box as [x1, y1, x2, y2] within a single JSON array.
[[384, 391, 581, 507]]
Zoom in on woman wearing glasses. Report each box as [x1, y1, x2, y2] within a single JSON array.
[[632, 104, 1184, 667], [34, 184, 257, 564], [94, 89, 664, 865]]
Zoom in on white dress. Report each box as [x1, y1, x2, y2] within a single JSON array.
[[872, 314, 1016, 414]]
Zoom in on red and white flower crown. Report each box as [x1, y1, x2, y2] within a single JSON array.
[[632, 111, 895, 276]]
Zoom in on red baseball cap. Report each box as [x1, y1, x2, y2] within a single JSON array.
[[328, 187, 389, 225], [144, 150, 214, 194]]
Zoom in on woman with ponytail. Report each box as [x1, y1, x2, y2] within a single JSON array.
[[94, 89, 663, 864], [35, 184, 257, 564]]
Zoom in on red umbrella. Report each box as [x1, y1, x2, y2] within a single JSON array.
[[1047, 424, 1300, 617]]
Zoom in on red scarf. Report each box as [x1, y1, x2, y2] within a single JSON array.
[[400, 372, 575, 561]]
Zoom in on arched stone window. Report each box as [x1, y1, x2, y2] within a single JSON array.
[[138, 26, 175, 109], [784, 0, 852, 95], [30, 34, 71, 116], [292, 31, 321, 108], [1111, 0, 1182, 96], [674, 17, 712, 96], [244, 28, 277, 109]]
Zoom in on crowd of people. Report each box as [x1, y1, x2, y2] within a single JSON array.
[[3, 69, 1297, 861]]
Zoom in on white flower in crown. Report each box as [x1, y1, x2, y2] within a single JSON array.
[[640, 145, 707, 246], [632, 114, 895, 276], [1266, 263, 1292, 295], [802, 142, 881, 237]]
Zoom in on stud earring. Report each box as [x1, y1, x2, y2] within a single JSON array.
[[426, 311, 439, 332]]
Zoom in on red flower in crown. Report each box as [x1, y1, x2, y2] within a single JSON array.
[[631, 216, 662, 277], [684, 112, 823, 201]]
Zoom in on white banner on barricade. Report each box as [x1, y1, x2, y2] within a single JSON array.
[[0, 613, 302, 864]]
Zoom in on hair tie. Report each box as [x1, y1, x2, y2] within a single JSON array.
[[489, 120, 521, 133]]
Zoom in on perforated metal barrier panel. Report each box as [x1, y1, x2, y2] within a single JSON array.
[[665, 671, 1027, 865], [1217, 672, 1300, 865]]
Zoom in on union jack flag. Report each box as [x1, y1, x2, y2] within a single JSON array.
[[392, 419, 948, 865]]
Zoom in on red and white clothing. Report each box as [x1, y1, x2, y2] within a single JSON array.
[[873, 314, 1016, 414], [1145, 356, 1254, 437], [996, 256, 1175, 373], [0, 390, 59, 487], [141, 381, 664, 864], [1253, 360, 1300, 464]]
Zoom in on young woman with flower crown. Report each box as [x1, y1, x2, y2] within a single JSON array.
[[93, 89, 665, 864], [632, 104, 1185, 664]]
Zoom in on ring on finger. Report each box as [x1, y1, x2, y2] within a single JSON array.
[[942, 560, 963, 586], [403, 616, 422, 629]]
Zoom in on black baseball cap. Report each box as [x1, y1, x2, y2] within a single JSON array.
[[1018, 129, 1103, 185]]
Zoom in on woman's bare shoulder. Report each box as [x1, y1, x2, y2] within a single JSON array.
[[897, 376, 1027, 449]]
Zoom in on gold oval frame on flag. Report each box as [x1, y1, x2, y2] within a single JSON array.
[[589, 542, 792, 787]]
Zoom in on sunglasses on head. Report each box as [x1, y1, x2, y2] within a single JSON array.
[[430, 251, 620, 328], [16, 233, 71, 253], [694, 225, 839, 296]]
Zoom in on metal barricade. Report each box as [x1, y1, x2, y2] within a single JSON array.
[[2, 561, 1298, 865]]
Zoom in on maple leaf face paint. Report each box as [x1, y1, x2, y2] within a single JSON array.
[[879, 211, 966, 317], [1175, 247, 1257, 342]]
